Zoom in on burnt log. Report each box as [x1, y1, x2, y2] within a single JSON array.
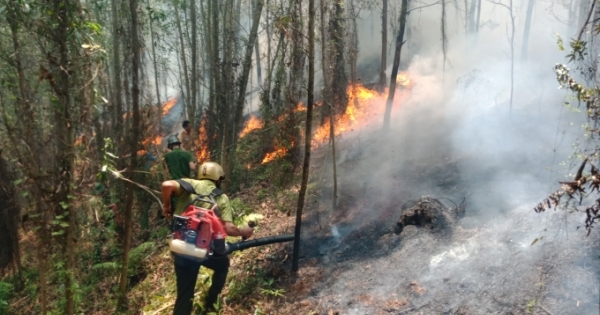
[[395, 197, 456, 234]]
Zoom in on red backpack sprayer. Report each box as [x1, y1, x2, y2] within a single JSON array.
[[167, 187, 294, 261]]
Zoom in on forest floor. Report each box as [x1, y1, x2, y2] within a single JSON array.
[[136, 133, 599, 315], [8, 130, 600, 315]]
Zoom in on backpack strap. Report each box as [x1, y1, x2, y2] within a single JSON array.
[[175, 179, 197, 195], [176, 179, 222, 218]]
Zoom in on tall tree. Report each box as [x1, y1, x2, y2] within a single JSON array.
[[442, 0, 448, 72], [521, 0, 535, 60], [117, 0, 142, 309], [379, 0, 388, 91], [147, 0, 162, 128], [383, 0, 408, 129], [293, 0, 315, 273], [190, 0, 199, 122], [225, 0, 265, 191], [112, 0, 124, 148]]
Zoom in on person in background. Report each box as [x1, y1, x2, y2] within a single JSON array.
[[164, 136, 197, 217], [161, 162, 253, 314], [164, 135, 196, 180], [177, 120, 194, 152]]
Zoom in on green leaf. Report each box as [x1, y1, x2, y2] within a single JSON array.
[[60, 201, 69, 209], [106, 152, 118, 159], [21, 191, 29, 197], [13, 179, 23, 185]]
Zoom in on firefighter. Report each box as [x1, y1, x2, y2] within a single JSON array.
[[177, 120, 194, 151], [164, 135, 196, 180], [161, 162, 253, 314]]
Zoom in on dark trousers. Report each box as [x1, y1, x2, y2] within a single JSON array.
[[172, 254, 230, 315]]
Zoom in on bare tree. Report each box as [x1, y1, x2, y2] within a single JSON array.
[[383, 0, 408, 129], [293, 0, 315, 273]]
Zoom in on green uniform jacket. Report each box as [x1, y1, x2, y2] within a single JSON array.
[[173, 179, 233, 223], [164, 148, 194, 179]]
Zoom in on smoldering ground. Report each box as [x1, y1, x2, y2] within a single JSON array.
[[295, 1, 599, 314]]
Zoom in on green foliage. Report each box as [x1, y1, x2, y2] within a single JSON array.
[[0, 281, 14, 314], [230, 198, 254, 226], [227, 264, 285, 305], [92, 261, 121, 273], [128, 242, 155, 277]]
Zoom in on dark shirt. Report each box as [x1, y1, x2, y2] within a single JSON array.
[[164, 148, 194, 179]]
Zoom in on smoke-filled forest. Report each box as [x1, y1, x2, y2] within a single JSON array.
[[0, 0, 599, 314]]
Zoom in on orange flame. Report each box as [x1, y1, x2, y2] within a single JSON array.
[[239, 115, 264, 138], [195, 116, 210, 162], [261, 145, 288, 164], [255, 72, 412, 163], [162, 98, 177, 115], [312, 77, 412, 148]]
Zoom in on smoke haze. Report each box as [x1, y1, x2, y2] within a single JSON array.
[[304, 0, 599, 314]]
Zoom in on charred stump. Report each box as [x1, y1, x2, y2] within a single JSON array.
[[395, 197, 456, 234]]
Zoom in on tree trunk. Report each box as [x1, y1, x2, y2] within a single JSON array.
[[383, 0, 408, 130], [226, 0, 264, 189], [112, 0, 123, 149], [147, 0, 161, 132], [442, 0, 447, 72], [50, 0, 77, 312], [475, 0, 482, 33], [190, 0, 198, 123], [521, 0, 535, 60], [117, 0, 141, 309], [293, 0, 314, 273], [174, 1, 191, 112], [468, 0, 477, 33], [379, 0, 388, 91], [253, 0, 263, 86], [320, 0, 328, 92], [219, 0, 235, 193]]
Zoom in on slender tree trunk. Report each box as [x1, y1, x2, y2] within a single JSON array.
[[190, 0, 198, 123], [442, 0, 447, 72], [464, 0, 468, 35], [229, 0, 264, 172], [147, 0, 161, 132], [111, 0, 123, 147], [118, 0, 141, 309], [475, 0, 482, 33], [379, 0, 388, 91], [293, 0, 314, 273], [383, 0, 408, 130], [220, 0, 235, 192], [508, 0, 515, 112], [521, 0, 535, 60], [468, 0, 477, 33], [320, 0, 328, 89], [329, 104, 338, 210], [174, 2, 191, 110], [253, 0, 263, 86]]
